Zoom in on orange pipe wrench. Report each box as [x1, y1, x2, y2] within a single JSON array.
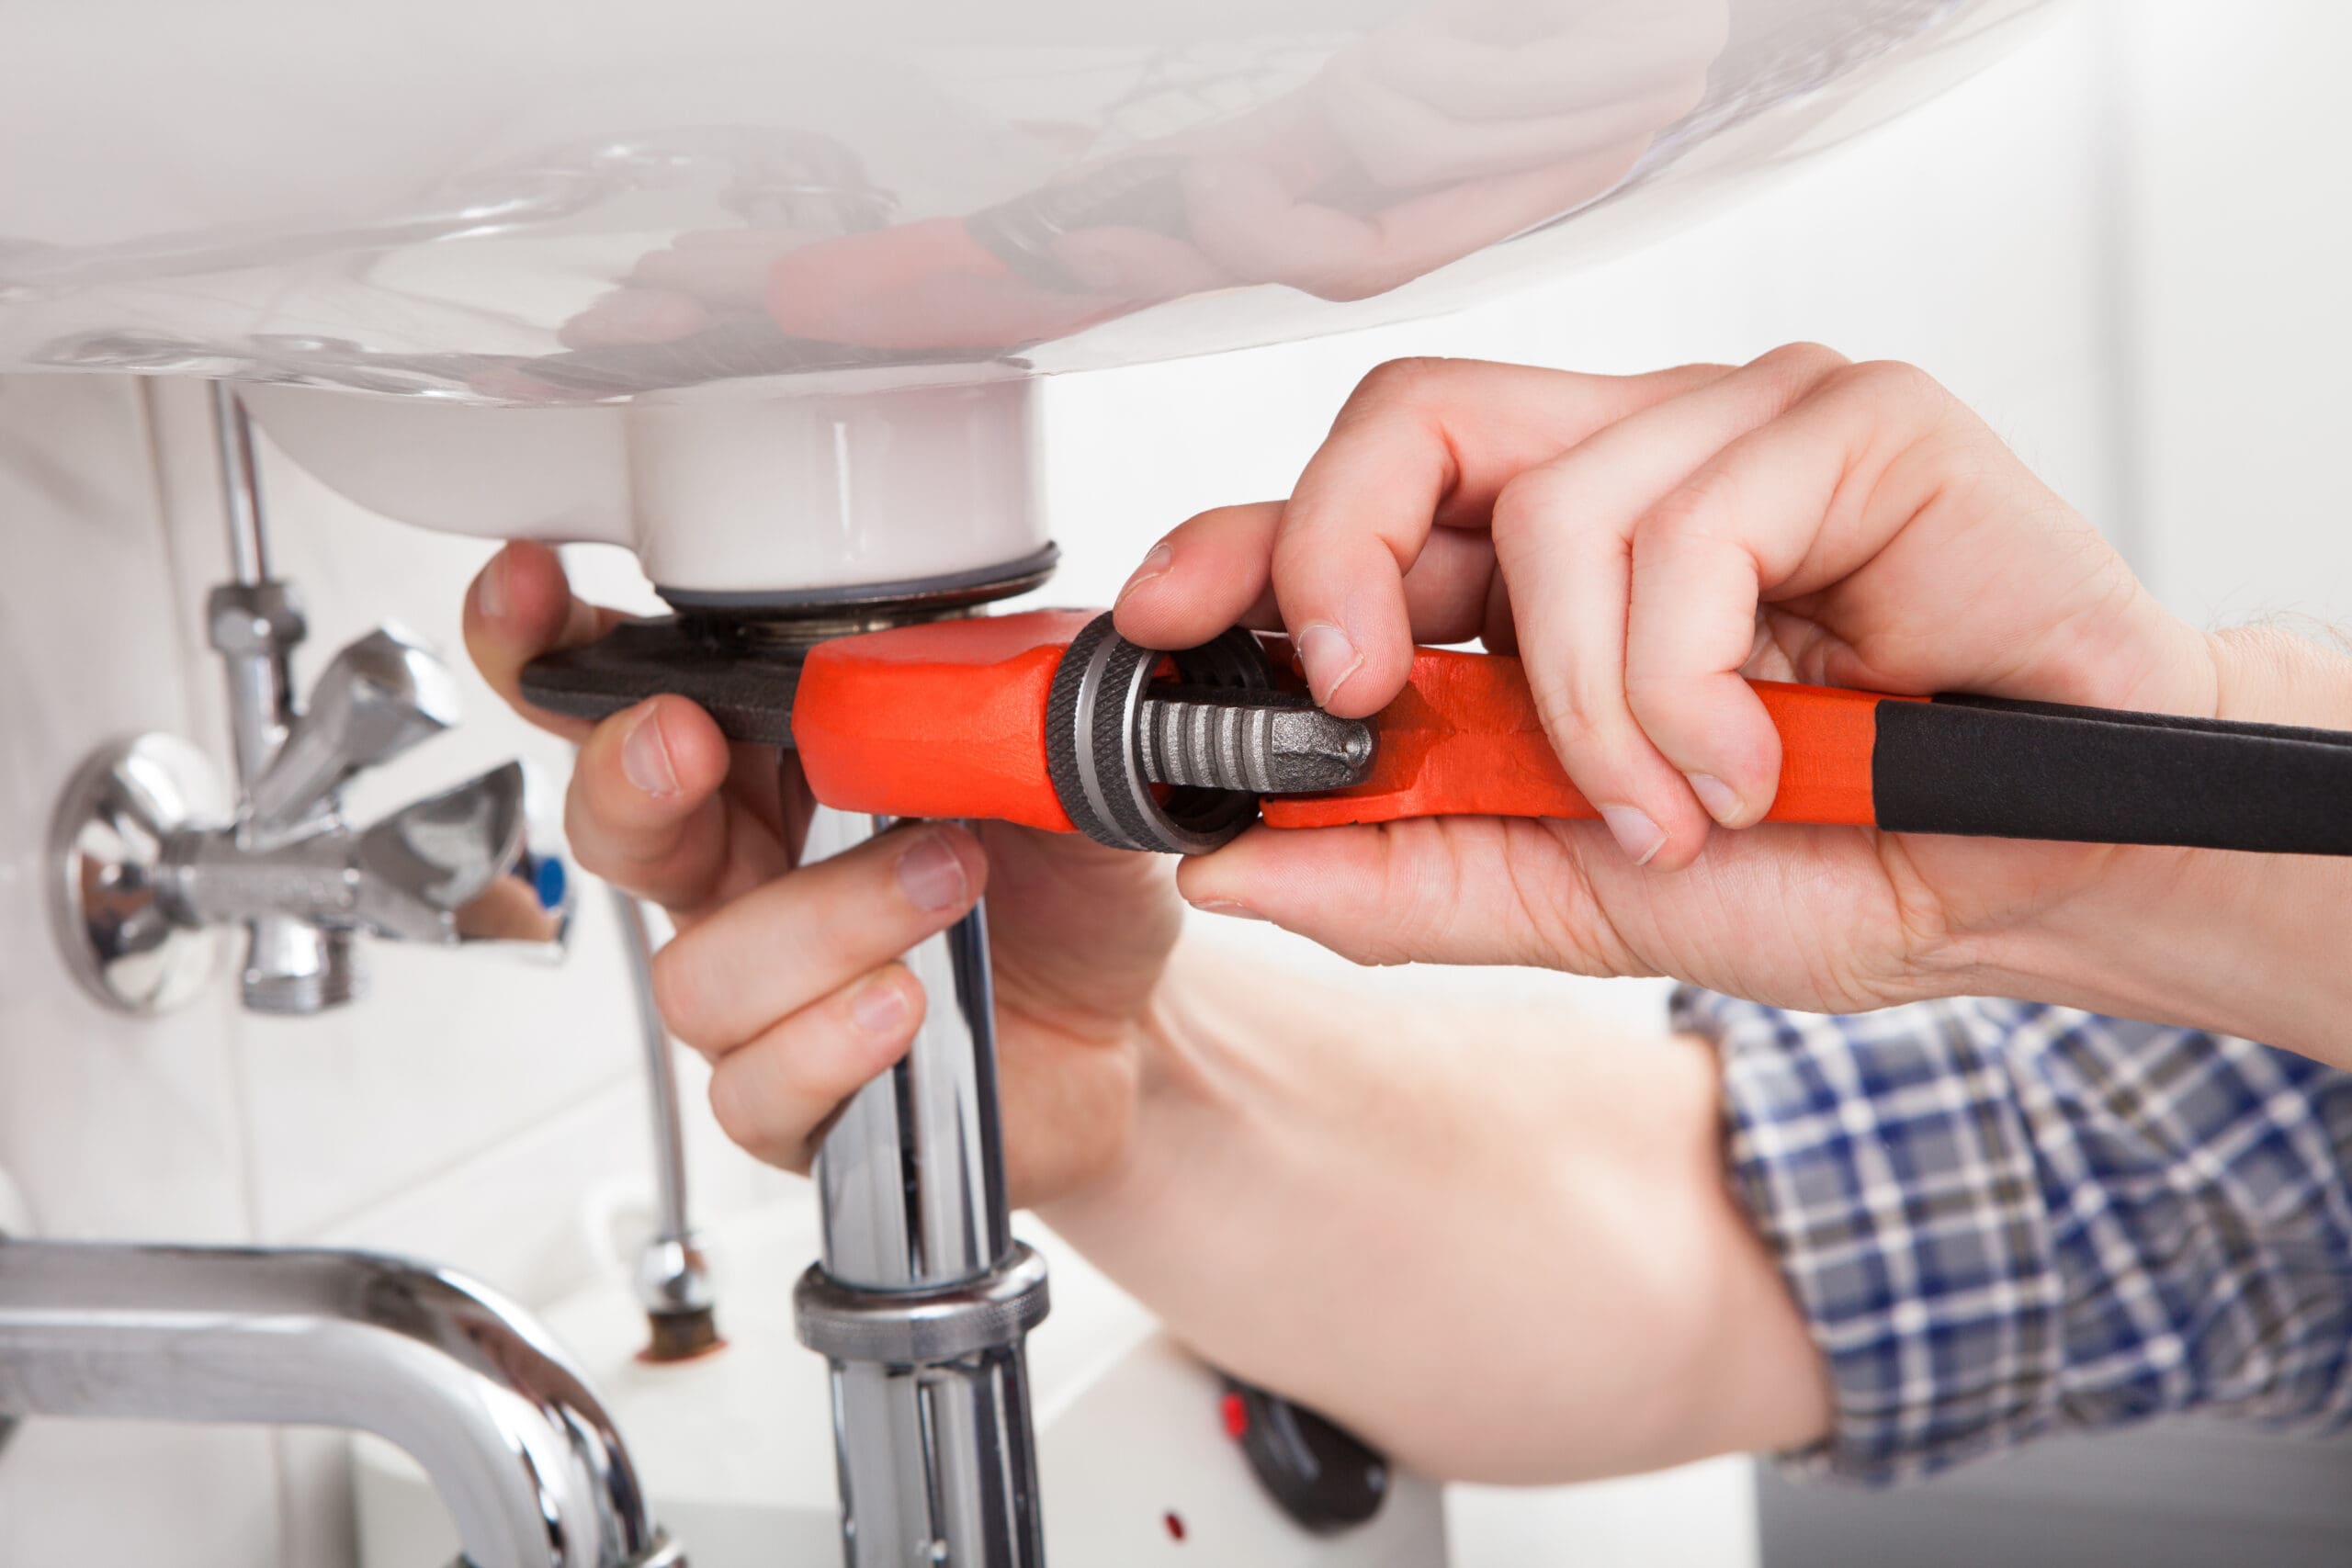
[[524, 609, 2352, 857]]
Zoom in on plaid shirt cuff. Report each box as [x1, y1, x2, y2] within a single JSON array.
[[1673, 987, 2352, 1485]]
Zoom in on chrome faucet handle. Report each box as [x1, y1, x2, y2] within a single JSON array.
[[353, 761, 573, 949], [244, 624, 461, 836], [166, 761, 574, 955]]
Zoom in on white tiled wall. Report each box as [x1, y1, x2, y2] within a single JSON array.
[[0, 376, 796, 1568], [0, 375, 283, 1568], [5, 3, 2335, 1564]]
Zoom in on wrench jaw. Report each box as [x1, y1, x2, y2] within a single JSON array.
[[518, 605, 1380, 855]]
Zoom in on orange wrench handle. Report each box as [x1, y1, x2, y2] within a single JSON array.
[[792, 609, 1091, 831], [1259, 647, 1896, 830]]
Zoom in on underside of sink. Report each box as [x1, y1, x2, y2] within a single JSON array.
[[1, 1, 2053, 403]]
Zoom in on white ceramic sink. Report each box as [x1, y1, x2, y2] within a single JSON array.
[[0, 0, 2057, 592], [2, 1, 2050, 400]]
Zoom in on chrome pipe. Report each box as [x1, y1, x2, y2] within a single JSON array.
[[797, 806, 1046, 1568], [0, 1238, 676, 1568], [616, 889, 694, 1252], [206, 379, 345, 1008], [613, 886, 719, 1359], [807, 809, 1011, 1290], [205, 381, 295, 784], [209, 380, 270, 586]]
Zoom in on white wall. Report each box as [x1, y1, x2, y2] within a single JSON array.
[[0, 375, 797, 1568], [4, 2, 2342, 1564], [2109, 0, 2352, 629]]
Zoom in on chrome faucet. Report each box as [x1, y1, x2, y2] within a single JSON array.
[[49, 386, 571, 1016], [0, 1237, 679, 1568], [240, 624, 461, 834]]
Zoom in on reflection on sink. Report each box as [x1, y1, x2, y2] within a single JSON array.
[[0, 0, 2052, 401]]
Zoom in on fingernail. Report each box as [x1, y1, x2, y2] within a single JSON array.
[[474, 550, 510, 622], [1295, 622, 1362, 706], [1115, 541, 1173, 605], [1686, 773, 1744, 826], [1599, 805, 1667, 867], [897, 832, 969, 913], [620, 704, 679, 798], [1188, 898, 1268, 922], [850, 973, 911, 1036]]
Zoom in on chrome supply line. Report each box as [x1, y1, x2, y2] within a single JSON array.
[[0, 1237, 680, 1568], [614, 887, 721, 1360], [206, 382, 349, 1010]]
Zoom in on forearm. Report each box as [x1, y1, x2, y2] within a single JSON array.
[[1035, 943, 1830, 1483], [1982, 626, 2352, 1064], [1688, 987, 2352, 1483]]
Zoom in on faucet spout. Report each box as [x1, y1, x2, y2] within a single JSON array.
[[0, 1238, 678, 1568]]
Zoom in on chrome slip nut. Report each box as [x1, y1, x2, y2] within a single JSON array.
[[793, 1243, 1051, 1366]]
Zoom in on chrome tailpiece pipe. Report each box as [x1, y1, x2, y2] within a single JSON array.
[[792, 805, 1048, 1568]]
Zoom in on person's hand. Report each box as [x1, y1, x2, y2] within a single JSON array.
[[458, 541, 1833, 1484], [461, 542, 1184, 1203], [1114, 346, 2229, 1018]]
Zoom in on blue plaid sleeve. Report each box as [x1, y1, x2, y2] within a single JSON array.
[[1672, 987, 2352, 1484]]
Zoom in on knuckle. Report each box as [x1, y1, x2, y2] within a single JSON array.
[[1747, 341, 1850, 402], [1488, 465, 1579, 549], [1487, 469, 1544, 544], [1347, 355, 1459, 415], [560, 790, 628, 883], [648, 941, 718, 1051], [1639, 463, 1741, 549], [1620, 664, 1682, 717], [705, 1067, 783, 1168], [1829, 357, 1948, 415], [1528, 663, 1619, 752], [1754, 341, 1850, 379]]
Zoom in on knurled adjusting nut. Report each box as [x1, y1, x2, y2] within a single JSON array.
[[792, 1241, 1050, 1366]]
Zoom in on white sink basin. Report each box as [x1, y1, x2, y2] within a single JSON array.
[[1, 1, 2051, 401], [4, 1, 2056, 591]]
